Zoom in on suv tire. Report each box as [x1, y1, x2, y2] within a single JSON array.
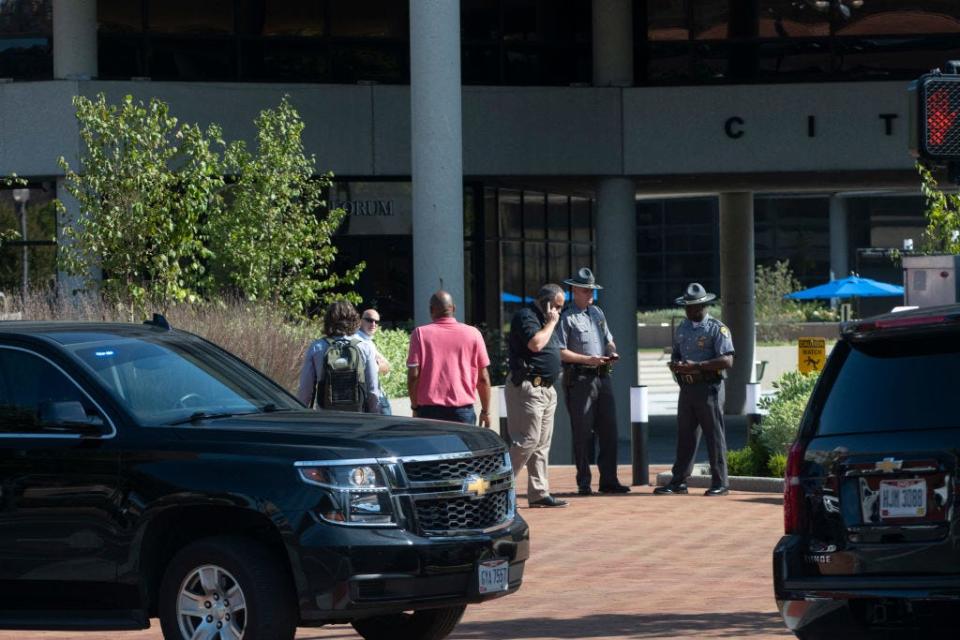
[[351, 605, 467, 640], [158, 536, 297, 640]]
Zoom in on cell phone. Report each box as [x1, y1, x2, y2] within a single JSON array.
[[606, 354, 620, 361]]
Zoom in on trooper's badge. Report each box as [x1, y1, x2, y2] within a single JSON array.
[[697, 336, 707, 349]]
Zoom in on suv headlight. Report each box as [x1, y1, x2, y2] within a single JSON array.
[[297, 463, 396, 526]]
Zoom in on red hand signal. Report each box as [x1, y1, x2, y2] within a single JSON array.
[[927, 87, 958, 147]]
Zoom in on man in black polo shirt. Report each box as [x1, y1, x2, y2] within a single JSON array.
[[505, 283, 568, 508]]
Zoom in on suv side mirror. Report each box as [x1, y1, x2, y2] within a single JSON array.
[[38, 401, 106, 436]]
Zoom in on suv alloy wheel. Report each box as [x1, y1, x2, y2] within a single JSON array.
[[159, 536, 296, 640]]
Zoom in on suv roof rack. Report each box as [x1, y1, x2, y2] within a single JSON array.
[[143, 313, 171, 330]]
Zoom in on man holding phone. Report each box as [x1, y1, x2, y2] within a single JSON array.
[[559, 267, 630, 496], [506, 283, 568, 508]]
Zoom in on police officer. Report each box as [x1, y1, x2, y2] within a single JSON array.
[[654, 283, 735, 497], [559, 267, 630, 496]]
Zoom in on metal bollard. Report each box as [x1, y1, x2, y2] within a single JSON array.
[[497, 386, 510, 444], [630, 385, 649, 486], [745, 381, 762, 443]]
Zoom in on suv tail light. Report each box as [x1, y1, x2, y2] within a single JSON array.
[[784, 441, 806, 534]]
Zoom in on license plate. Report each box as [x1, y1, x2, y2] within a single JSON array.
[[879, 479, 927, 518], [478, 559, 509, 594]]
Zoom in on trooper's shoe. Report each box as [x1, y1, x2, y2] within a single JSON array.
[[653, 483, 688, 495], [704, 486, 730, 496], [529, 495, 569, 508], [598, 484, 631, 494], [577, 486, 593, 496]]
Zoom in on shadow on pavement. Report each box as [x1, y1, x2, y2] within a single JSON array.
[[451, 611, 790, 639], [741, 495, 784, 506]]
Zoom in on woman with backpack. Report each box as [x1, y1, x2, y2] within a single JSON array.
[[296, 300, 384, 413]]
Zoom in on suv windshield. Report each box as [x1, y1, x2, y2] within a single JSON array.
[[52, 331, 301, 426], [815, 336, 958, 435]]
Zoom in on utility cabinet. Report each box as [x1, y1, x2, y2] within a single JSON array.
[[902, 255, 960, 307]]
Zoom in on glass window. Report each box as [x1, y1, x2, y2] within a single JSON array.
[[463, 44, 500, 84], [757, 38, 831, 80], [837, 2, 960, 37], [693, 0, 728, 40], [0, 187, 57, 293], [0, 36, 49, 78], [648, 0, 689, 41], [245, 0, 325, 36], [0, 348, 101, 434], [329, 0, 406, 38], [571, 196, 591, 243], [241, 39, 329, 82], [547, 194, 569, 241], [501, 240, 523, 313], [571, 242, 592, 277], [462, 0, 500, 41], [523, 191, 545, 240], [0, 0, 51, 35], [503, 0, 586, 43], [759, 1, 829, 37], [149, 37, 237, 80], [647, 41, 693, 82], [500, 189, 522, 238], [99, 0, 143, 33], [816, 339, 959, 435], [99, 36, 146, 78], [523, 242, 545, 300], [330, 42, 406, 83], [548, 242, 569, 284], [147, 0, 234, 34], [833, 35, 960, 80]]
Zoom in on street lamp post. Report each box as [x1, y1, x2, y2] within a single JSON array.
[[12, 188, 30, 297]]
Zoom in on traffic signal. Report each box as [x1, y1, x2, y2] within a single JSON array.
[[909, 73, 960, 162]]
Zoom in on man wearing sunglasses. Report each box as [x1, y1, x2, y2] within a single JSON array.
[[355, 308, 393, 415]]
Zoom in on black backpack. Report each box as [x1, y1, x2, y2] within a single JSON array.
[[317, 337, 367, 412]]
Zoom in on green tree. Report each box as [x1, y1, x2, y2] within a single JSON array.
[[755, 259, 806, 323], [57, 94, 224, 310], [917, 162, 960, 254], [205, 97, 362, 315]]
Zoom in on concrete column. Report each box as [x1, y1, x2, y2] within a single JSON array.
[[596, 178, 637, 449], [719, 192, 755, 415], [829, 195, 849, 280], [56, 177, 98, 295], [53, 0, 97, 79], [592, 0, 633, 87], [409, 0, 464, 326]]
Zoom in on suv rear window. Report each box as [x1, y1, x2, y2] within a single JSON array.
[[815, 336, 958, 435]]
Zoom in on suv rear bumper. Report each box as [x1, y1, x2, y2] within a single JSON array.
[[774, 534, 960, 632], [291, 515, 530, 623]]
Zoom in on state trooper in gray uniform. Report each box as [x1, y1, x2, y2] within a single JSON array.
[[558, 268, 630, 496], [654, 283, 735, 496]]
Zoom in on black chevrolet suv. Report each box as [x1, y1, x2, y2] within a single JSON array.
[[774, 304, 960, 638], [0, 320, 528, 640]]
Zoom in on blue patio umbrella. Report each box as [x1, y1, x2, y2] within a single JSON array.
[[784, 275, 904, 300], [500, 292, 532, 303]]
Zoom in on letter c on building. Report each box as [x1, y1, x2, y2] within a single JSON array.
[[725, 116, 745, 139]]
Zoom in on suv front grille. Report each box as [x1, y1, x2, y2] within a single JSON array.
[[414, 491, 509, 532], [403, 452, 504, 482], [397, 450, 515, 535]]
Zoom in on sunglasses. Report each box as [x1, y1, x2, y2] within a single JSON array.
[[362, 317, 379, 324]]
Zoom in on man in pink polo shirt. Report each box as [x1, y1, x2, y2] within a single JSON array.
[[406, 291, 492, 426]]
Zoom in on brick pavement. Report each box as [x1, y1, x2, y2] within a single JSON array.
[[0, 465, 792, 640]]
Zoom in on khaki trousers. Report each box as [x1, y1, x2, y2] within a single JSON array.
[[506, 380, 558, 504]]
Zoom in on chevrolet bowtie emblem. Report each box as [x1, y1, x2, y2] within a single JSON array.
[[464, 474, 490, 498], [875, 457, 903, 473]]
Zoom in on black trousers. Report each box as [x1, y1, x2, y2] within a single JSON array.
[[564, 372, 619, 490], [670, 381, 728, 488]]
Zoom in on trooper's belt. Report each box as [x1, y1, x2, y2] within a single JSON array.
[[675, 370, 723, 385]]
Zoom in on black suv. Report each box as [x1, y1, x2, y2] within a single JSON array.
[[0, 320, 528, 640], [774, 305, 960, 638]]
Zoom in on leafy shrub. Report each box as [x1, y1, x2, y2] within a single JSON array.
[[756, 370, 820, 456], [727, 444, 766, 477], [767, 452, 788, 478], [372, 328, 411, 400]]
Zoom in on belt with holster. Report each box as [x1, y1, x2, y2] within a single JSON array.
[[675, 370, 723, 385], [511, 371, 555, 387], [565, 363, 612, 378]]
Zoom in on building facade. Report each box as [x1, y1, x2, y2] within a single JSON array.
[[0, 1, 949, 443]]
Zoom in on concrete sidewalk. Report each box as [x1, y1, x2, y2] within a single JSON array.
[[0, 466, 790, 640]]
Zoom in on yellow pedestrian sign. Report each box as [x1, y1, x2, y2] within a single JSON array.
[[798, 337, 826, 374]]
